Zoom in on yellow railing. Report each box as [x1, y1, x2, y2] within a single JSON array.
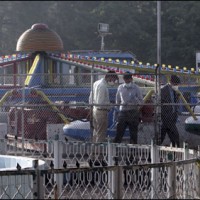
[[24, 54, 40, 86]]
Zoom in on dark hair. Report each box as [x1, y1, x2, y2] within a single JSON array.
[[105, 70, 118, 80], [170, 75, 181, 84], [123, 71, 132, 80]]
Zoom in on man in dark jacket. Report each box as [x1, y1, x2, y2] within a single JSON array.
[[160, 75, 181, 147]]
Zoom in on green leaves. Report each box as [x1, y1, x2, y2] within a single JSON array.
[[0, 1, 199, 68]]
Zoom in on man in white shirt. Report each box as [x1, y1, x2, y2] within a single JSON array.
[[89, 70, 118, 142]]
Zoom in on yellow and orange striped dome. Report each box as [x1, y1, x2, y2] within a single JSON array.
[[16, 23, 63, 52]]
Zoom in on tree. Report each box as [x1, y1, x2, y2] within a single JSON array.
[[0, 1, 200, 68]]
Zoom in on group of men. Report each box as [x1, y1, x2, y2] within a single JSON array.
[[89, 70, 181, 147]]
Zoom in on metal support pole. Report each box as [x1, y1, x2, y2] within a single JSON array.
[[155, 1, 162, 145], [196, 146, 200, 198], [99, 31, 112, 51], [157, 1, 161, 66], [195, 161, 200, 198], [183, 142, 189, 198], [33, 159, 44, 199], [154, 65, 161, 145], [113, 166, 123, 199], [0, 123, 7, 154], [101, 35, 105, 51], [54, 136, 63, 197], [168, 162, 176, 199], [13, 62, 17, 87], [90, 64, 94, 141], [21, 85, 25, 155], [108, 139, 114, 198], [151, 139, 158, 199]]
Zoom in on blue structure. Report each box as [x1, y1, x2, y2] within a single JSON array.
[[70, 50, 137, 62], [0, 51, 200, 140]]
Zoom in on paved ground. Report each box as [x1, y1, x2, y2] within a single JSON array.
[[137, 116, 200, 149]]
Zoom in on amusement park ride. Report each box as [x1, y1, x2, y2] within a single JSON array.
[[0, 23, 200, 143]]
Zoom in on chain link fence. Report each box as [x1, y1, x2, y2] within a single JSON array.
[[0, 71, 199, 198], [0, 72, 198, 148]]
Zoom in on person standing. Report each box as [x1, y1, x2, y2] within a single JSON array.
[[113, 72, 143, 144], [160, 75, 181, 147], [89, 70, 118, 142]]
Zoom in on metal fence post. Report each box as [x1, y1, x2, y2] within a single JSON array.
[[21, 86, 25, 155], [196, 146, 200, 198], [168, 162, 176, 199], [183, 142, 189, 198], [108, 139, 114, 199], [183, 142, 189, 160], [195, 159, 200, 198], [151, 139, 158, 199], [113, 165, 123, 199], [14, 110, 18, 155], [54, 134, 63, 198], [0, 123, 7, 154], [33, 159, 44, 199]]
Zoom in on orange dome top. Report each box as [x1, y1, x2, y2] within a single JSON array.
[[16, 23, 64, 52]]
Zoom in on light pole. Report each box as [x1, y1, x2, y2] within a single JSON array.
[[98, 23, 112, 51], [155, 1, 162, 145], [157, 1, 161, 66]]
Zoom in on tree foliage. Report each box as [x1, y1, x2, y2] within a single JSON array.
[[0, 1, 200, 68]]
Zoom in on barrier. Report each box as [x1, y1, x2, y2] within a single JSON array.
[[0, 155, 44, 199]]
